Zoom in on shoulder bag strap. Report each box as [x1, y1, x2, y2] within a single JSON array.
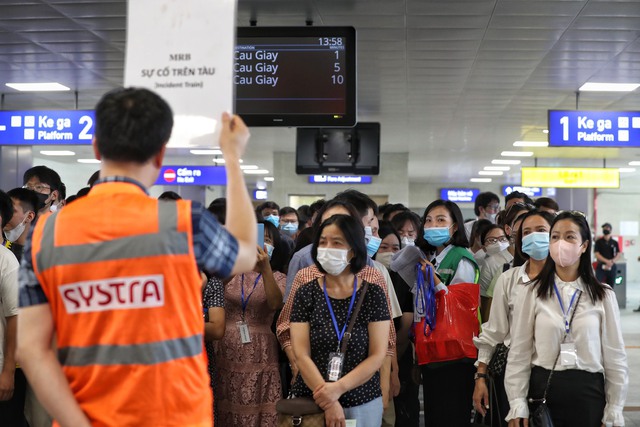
[[542, 289, 582, 401], [340, 280, 369, 354]]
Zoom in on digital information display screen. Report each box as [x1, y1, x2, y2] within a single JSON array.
[[0, 110, 94, 145], [235, 27, 356, 127], [548, 110, 640, 147]]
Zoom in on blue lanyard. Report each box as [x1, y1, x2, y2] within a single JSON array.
[[323, 276, 358, 350], [415, 263, 436, 336], [553, 283, 580, 334], [240, 273, 262, 319]]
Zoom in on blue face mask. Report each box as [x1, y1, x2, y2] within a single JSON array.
[[366, 235, 382, 258], [264, 215, 279, 228], [423, 226, 451, 247], [281, 222, 298, 237], [264, 243, 275, 260], [521, 232, 549, 260]]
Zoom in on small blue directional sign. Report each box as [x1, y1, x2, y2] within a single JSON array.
[[548, 110, 640, 147], [0, 110, 95, 145], [440, 188, 480, 203], [155, 166, 227, 186], [502, 185, 543, 198], [308, 175, 372, 184]]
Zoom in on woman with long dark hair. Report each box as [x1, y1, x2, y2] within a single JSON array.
[[505, 211, 628, 427], [473, 210, 554, 426]]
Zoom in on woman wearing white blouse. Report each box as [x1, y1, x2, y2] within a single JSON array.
[[505, 211, 628, 427], [473, 210, 554, 426]]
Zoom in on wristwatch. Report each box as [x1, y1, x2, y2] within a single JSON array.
[[474, 372, 488, 381]]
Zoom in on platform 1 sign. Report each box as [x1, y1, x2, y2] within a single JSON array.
[[155, 166, 227, 186], [0, 110, 95, 145], [548, 110, 640, 147]]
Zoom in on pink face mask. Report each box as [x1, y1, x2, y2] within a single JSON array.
[[549, 239, 583, 267]]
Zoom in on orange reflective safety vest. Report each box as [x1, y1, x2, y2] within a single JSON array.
[[31, 181, 211, 427]]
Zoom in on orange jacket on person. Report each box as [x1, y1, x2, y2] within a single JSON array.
[[31, 182, 211, 427]]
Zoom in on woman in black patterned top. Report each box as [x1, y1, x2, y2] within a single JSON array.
[[290, 215, 390, 427], [202, 275, 225, 426]]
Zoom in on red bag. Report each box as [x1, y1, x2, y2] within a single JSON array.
[[414, 282, 480, 365]]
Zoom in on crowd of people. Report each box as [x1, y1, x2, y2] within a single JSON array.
[[0, 87, 629, 427]]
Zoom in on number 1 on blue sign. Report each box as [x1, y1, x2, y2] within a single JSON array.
[[559, 116, 569, 141]]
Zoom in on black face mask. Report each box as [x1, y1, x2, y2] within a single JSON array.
[[35, 192, 51, 211], [603, 229, 611, 236]]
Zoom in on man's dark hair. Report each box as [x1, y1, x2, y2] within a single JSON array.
[[474, 192, 500, 216], [23, 165, 62, 191], [533, 197, 559, 212], [95, 88, 173, 163], [279, 206, 299, 220], [88, 170, 100, 187], [417, 199, 470, 251], [334, 189, 378, 218], [207, 198, 226, 225], [76, 187, 91, 198], [382, 203, 407, 221], [308, 199, 326, 218], [7, 188, 39, 218], [158, 191, 182, 201], [0, 190, 14, 229], [312, 215, 367, 275], [311, 199, 361, 233], [296, 205, 311, 227], [255, 201, 280, 219], [505, 190, 534, 206]]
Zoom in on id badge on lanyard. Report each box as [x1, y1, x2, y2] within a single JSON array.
[[553, 283, 580, 368], [323, 277, 358, 382], [238, 273, 262, 345]]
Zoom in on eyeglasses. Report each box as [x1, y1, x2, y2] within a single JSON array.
[[485, 236, 509, 245], [23, 183, 51, 193]]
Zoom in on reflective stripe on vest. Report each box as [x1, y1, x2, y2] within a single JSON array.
[[36, 201, 189, 273], [58, 333, 203, 367]]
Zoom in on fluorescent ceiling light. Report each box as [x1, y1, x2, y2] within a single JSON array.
[[619, 168, 636, 173], [513, 141, 548, 147], [501, 151, 534, 157], [478, 171, 503, 176], [484, 166, 510, 171], [579, 82, 640, 92], [6, 82, 70, 92], [77, 159, 101, 164], [240, 165, 259, 170], [492, 159, 521, 165], [213, 158, 243, 164], [243, 169, 269, 175], [264, 177, 275, 181], [39, 150, 75, 156], [628, 161, 640, 166], [190, 149, 222, 155], [542, 129, 549, 134], [470, 178, 492, 183]]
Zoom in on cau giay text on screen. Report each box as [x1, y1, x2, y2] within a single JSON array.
[[548, 110, 640, 147], [0, 110, 94, 145]]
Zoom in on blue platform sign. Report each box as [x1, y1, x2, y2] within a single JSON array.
[[155, 166, 227, 186], [548, 110, 640, 147], [440, 188, 480, 203], [0, 110, 95, 145], [309, 175, 372, 184], [502, 185, 542, 198]]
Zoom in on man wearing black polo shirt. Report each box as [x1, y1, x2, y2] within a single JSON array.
[[594, 222, 620, 287]]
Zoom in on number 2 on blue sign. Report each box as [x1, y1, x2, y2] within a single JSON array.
[[79, 115, 93, 140]]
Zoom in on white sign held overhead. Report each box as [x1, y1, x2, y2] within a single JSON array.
[[124, 0, 236, 148]]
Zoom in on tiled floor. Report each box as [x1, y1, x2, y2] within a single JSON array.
[[620, 283, 640, 426]]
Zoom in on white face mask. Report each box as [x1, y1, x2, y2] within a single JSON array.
[[316, 247, 350, 276], [485, 241, 510, 255], [486, 213, 497, 224], [376, 251, 394, 269], [400, 236, 415, 248], [4, 214, 29, 242]]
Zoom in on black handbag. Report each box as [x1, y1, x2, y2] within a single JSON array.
[[527, 291, 581, 427], [487, 343, 510, 377]]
